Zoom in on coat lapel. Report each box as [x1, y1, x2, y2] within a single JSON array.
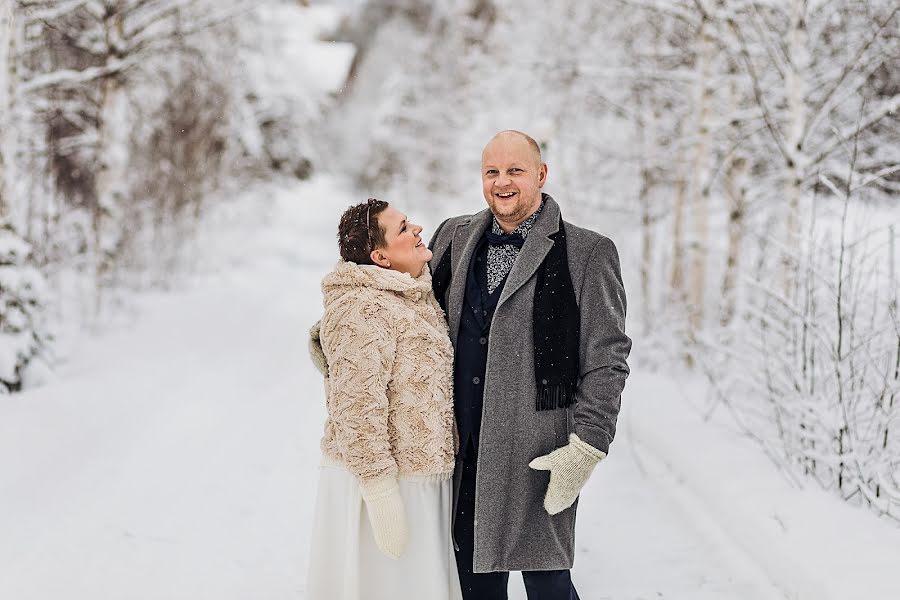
[[447, 208, 493, 346], [496, 196, 561, 310]]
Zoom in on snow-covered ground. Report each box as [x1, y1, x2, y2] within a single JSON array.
[[2, 176, 899, 599]]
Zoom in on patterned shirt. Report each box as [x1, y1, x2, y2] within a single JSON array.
[[486, 199, 546, 294]]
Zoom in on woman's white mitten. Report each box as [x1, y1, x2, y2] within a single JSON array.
[[528, 433, 606, 515], [359, 477, 408, 559]]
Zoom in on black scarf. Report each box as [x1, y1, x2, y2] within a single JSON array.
[[432, 213, 580, 411]]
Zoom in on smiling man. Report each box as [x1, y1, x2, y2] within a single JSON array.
[[481, 132, 547, 233], [429, 130, 632, 600]]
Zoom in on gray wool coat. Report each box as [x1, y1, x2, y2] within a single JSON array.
[[428, 195, 631, 573]]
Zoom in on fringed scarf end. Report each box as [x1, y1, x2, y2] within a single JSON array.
[[535, 383, 577, 411]]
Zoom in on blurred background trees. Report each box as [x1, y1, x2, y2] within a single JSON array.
[[1, 0, 342, 391], [322, 0, 899, 518], [1, 0, 897, 517]]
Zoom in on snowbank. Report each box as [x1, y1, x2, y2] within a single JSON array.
[[626, 370, 900, 599]]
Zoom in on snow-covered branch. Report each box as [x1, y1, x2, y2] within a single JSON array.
[[19, 57, 132, 92], [16, 0, 89, 22], [804, 4, 900, 140], [810, 95, 900, 168]]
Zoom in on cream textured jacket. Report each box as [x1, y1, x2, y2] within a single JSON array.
[[318, 261, 456, 485]]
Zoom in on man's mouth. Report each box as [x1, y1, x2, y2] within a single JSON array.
[[415, 240, 424, 247], [495, 191, 517, 199]]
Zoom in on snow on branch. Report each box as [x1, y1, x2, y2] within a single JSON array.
[[810, 95, 900, 168], [19, 56, 133, 92], [804, 4, 900, 138], [17, 0, 89, 22]]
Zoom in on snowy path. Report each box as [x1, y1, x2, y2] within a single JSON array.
[[0, 178, 785, 599]]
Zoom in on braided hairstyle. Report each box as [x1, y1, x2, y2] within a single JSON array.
[[337, 198, 389, 265]]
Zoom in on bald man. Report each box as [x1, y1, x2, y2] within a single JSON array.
[[428, 131, 631, 599]]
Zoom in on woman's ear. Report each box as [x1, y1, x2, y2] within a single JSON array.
[[370, 248, 391, 269]]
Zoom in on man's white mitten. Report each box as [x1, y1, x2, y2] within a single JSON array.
[[359, 477, 408, 559], [308, 321, 328, 377], [528, 433, 606, 515]]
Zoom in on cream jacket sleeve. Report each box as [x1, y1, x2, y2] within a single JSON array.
[[321, 297, 398, 484]]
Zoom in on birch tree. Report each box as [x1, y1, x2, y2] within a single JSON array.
[[606, 0, 900, 516], [0, 0, 17, 221], [724, 0, 899, 280], [14, 0, 248, 292], [612, 3, 695, 339]]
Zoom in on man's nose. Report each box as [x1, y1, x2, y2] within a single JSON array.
[[495, 173, 512, 187], [413, 223, 423, 236]]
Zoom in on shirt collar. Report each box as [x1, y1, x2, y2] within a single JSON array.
[[490, 197, 546, 239]]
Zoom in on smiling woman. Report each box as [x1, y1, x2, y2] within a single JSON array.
[[335, 199, 433, 277], [306, 199, 462, 600], [368, 205, 434, 277]]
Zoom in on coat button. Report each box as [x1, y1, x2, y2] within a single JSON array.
[[473, 377, 480, 385], [479, 337, 487, 345], [541, 379, 548, 385]]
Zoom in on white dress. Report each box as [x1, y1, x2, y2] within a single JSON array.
[[305, 460, 463, 600]]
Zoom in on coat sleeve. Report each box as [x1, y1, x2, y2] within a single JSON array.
[[573, 236, 632, 454], [321, 298, 398, 483]]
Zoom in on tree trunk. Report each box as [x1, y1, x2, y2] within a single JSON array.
[[886, 226, 897, 455], [94, 75, 128, 288], [634, 88, 656, 336], [669, 140, 687, 308], [93, 3, 128, 302], [686, 16, 715, 335], [783, 0, 810, 288], [639, 168, 654, 336], [720, 62, 747, 327], [720, 155, 748, 326], [0, 1, 16, 221]]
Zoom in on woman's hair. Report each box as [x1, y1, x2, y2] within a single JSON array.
[[337, 198, 389, 264]]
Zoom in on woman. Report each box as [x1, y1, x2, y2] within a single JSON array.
[[306, 198, 461, 600]]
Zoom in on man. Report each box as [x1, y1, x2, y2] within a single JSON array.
[[428, 130, 631, 599]]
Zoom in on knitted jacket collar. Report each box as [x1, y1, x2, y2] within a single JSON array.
[[322, 260, 434, 303]]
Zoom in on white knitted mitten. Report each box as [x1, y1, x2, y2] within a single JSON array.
[[528, 433, 606, 515], [359, 477, 408, 559], [308, 321, 328, 377]]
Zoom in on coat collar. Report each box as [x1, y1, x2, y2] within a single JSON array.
[[322, 260, 433, 304], [497, 193, 560, 310], [445, 194, 561, 344]]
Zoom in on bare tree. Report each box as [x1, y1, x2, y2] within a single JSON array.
[[724, 1, 900, 282], [10, 0, 249, 301], [0, 0, 18, 221]]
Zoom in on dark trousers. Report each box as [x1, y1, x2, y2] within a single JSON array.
[[454, 445, 581, 600]]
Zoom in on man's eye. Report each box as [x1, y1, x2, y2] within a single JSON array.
[[486, 170, 497, 175], [510, 168, 522, 174]]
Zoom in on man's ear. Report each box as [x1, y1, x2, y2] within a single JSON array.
[[370, 248, 391, 268], [538, 163, 548, 187]]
